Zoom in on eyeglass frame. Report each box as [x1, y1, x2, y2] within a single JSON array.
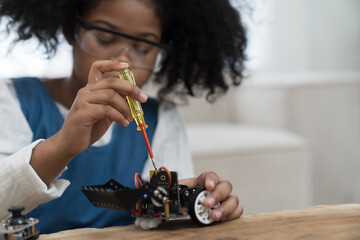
[[75, 14, 172, 52]]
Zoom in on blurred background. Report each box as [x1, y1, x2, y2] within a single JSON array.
[[0, 0, 359, 214]]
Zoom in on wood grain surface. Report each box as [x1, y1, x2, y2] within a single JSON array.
[[40, 204, 360, 240]]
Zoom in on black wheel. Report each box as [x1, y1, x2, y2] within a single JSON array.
[[189, 187, 216, 226]]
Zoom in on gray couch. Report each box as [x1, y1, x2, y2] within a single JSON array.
[[178, 71, 360, 213]]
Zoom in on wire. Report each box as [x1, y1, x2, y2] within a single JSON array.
[[134, 173, 143, 189]]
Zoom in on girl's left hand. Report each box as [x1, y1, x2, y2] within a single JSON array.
[[179, 172, 243, 222]]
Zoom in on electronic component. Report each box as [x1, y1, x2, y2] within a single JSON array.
[[0, 206, 39, 240]]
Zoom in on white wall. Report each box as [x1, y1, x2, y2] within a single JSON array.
[[234, 0, 360, 72], [0, 19, 72, 79], [309, 0, 360, 71]]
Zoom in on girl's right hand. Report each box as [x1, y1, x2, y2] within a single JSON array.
[[57, 60, 148, 155]]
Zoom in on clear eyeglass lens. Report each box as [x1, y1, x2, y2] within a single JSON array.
[[76, 29, 166, 70]]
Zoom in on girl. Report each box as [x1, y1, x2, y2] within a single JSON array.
[[0, 0, 247, 233]]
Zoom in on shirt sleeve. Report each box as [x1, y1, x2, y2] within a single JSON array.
[[141, 101, 195, 180], [0, 79, 70, 220]]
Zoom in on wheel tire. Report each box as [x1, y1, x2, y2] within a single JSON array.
[[189, 187, 215, 226]]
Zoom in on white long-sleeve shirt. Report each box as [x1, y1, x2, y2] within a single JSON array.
[[0, 78, 194, 220]]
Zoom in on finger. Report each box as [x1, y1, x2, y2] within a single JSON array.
[[204, 180, 232, 208], [178, 177, 198, 187], [196, 171, 220, 191], [88, 60, 129, 84], [220, 202, 244, 222], [76, 103, 130, 127], [85, 89, 133, 122], [87, 77, 148, 103], [210, 193, 239, 221], [103, 71, 122, 79], [178, 171, 220, 189]]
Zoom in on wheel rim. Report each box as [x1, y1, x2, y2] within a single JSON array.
[[194, 190, 214, 225]]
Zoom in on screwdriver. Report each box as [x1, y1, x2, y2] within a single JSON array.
[[119, 68, 157, 170]]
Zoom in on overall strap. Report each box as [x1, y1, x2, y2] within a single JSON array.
[[11, 77, 63, 141]]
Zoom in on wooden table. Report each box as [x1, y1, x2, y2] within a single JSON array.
[[40, 204, 360, 240]]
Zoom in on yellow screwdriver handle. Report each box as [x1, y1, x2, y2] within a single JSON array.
[[119, 69, 148, 131]]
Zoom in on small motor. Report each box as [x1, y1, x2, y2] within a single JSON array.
[[0, 206, 39, 240]]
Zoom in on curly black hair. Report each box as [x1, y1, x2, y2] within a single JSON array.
[[0, 0, 247, 102]]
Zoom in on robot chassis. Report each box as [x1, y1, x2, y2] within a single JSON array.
[[81, 169, 218, 226]]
